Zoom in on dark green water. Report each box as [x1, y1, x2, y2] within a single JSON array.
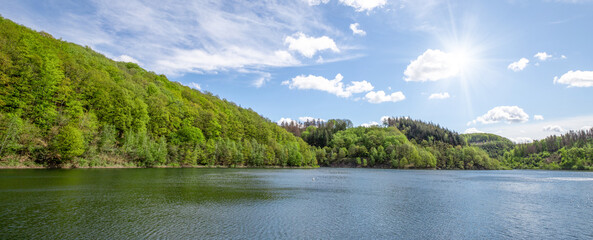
[[1, 168, 593, 239]]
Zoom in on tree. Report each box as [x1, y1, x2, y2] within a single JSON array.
[[54, 124, 85, 160]]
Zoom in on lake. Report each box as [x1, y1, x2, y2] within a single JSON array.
[[1, 168, 593, 239]]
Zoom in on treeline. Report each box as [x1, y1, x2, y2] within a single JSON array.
[[0, 16, 315, 168], [504, 128, 593, 170], [383, 117, 465, 146], [282, 118, 503, 170]]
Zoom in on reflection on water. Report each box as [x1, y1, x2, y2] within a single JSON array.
[[1, 169, 593, 239]]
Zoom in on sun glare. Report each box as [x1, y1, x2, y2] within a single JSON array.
[[450, 49, 470, 74]]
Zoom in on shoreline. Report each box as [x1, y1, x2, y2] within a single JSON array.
[[0, 165, 321, 170]]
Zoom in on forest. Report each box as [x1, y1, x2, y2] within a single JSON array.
[[282, 118, 501, 169], [0, 16, 315, 168], [1, 16, 592, 170]]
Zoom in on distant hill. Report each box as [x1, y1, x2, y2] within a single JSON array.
[[462, 133, 515, 159], [504, 128, 593, 170], [0, 16, 315, 167]]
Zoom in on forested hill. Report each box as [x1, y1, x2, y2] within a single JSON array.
[[281, 118, 503, 170], [461, 133, 514, 159], [0, 16, 316, 167]]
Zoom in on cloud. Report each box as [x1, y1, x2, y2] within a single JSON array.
[[381, 116, 390, 124], [285, 32, 340, 58], [510, 137, 534, 144], [508, 58, 529, 72], [114, 55, 140, 64], [582, 126, 593, 131], [561, 55, 567, 59], [189, 82, 201, 90], [157, 49, 299, 74], [306, 0, 330, 6], [464, 128, 484, 134], [534, 52, 552, 61], [365, 91, 406, 104], [349, 23, 366, 36], [554, 70, 593, 87], [404, 49, 461, 82], [470, 106, 529, 125], [252, 72, 272, 88], [283, 74, 375, 98], [277, 118, 296, 125], [428, 92, 450, 100], [543, 125, 565, 133], [534, 115, 544, 121], [361, 121, 380, 127], [339, 0, 387, 12], [345, 80, 374, 93]]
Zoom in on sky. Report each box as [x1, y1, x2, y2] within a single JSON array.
[[1, 0, 593, 143]]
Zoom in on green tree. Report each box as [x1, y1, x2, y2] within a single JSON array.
[[54, 124, 85, 160]]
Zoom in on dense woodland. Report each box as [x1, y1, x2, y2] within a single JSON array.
[[0, 17, 315, 168], [1, 16, 592, 170], [503, 129, 593, 170]]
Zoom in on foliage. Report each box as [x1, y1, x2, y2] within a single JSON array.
[[462, 133, 514, 159], [503, 128, 593, 170], [0, 16, 315, 167], [383, 117, 465, 146], [312, 126, 500, 169]]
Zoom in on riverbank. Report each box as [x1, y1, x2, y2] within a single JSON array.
[[0, 158, 320, 169]]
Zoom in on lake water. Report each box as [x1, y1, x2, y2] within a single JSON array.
[[1, 168, 593, 239]]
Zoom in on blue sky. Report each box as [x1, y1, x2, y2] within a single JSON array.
[[2, 0, 593, 142]]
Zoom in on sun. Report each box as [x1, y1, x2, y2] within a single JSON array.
[[446, 45, 478, 78], [450, 49, 470, 74]]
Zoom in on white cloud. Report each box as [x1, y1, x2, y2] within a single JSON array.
[[285, 32, 340, 58], [282, 73, 374, 98], [361, 121, 380, 127], [277, 118, 296, 125], [582, 126, 592, 131], [404, 49, 461, 82], [510, 137, 534, 144], [554, 70, 593, 87], [365, 91, 406, 104], [306, 0, 330, 6], [345, 80, 374, 93], [252, 72, 272, 88], [561, 55, 567, 59], [299, 116, 325, 122], [428, 92, 450, 100], [464, 128, 484, 134], [543, 125, 565, 133], [157, 48, 299, 74], [339, 0, 387, 12], [284, 74, 348, 97], [189, 82, 201, 90], [349, 23, 366, 36], [283, 74, 375, 98], [114, 55, 140, 64], [508, 58, 529, 72], [534, 115, 544, 121], [470, 106, 529, 125], [534, 52, 552, 61]]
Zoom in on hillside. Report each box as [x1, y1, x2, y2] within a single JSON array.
[[282, 118, 503, 170], [462, 133, 514, 159], [503, 128, 593, 170], [0, 16, 316, 167]]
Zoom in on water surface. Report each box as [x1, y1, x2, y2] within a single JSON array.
[[1, 168, 593, 239]]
